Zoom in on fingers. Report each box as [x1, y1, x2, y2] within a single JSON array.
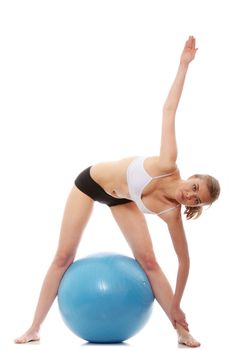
[[191, 36, 196, 50], [190, 36, 197, 51], [170, 305, 190, 331], [173, 320, 189, 332], [183, 321, 189, 332], [179, 320, 190, 332], [172, 316, 189, 331], [186, 35, 196, 48], [176, 311, 189, 331]]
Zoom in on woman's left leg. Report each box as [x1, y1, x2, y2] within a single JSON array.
[[110, 202, 200, 347]]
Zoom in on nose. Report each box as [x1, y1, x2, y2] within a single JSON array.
[[185, 192, 191, 200]]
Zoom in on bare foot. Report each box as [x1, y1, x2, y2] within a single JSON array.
[[177, 328, 201, 348], [14, 328, 40, 344]]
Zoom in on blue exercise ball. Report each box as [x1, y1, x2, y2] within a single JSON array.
[[58, 252, 154, 343]]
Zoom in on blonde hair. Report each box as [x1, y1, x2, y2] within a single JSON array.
[[184, 174, 220, 220]]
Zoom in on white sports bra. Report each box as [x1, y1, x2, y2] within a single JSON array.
[[126, 156, 180, 215]]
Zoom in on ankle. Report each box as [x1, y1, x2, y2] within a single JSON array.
[[30, 323, 40, 332], [176, 323, 188, 335]]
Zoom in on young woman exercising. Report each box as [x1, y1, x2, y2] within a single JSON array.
[[15, 36, 220, 347]]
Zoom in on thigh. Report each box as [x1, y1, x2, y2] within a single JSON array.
[[110, 202, 156, 260], [55, 185, 94, 259]]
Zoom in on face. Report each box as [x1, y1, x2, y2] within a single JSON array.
[[176, 177, 211, 207]]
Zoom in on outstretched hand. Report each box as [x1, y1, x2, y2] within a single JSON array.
[[170, 304, 189, 331], [180, 36, 198, 65]]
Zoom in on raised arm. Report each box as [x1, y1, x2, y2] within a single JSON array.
[[159, 36, 198, 168]]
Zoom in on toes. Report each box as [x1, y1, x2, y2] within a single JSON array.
[[188, 340, 200, 348], [15, 336, 38, 344], [178, 336, 200, 348], [15, 333, 40, 344], [15, 337, 26, 344]]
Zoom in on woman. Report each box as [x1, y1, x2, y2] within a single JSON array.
[[15, 36, 220, 347]]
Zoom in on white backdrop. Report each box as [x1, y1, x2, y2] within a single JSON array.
[[0, 1, 232, 349]]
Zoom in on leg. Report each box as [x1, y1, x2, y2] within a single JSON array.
[[15, 186, 94, 344], [110, 202, 200, 347]]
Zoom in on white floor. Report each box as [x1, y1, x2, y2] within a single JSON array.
[[4, 302, 229, 350]]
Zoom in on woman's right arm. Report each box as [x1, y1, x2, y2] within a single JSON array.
[[163, 210, 190, 329]]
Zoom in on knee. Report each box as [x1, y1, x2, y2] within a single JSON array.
[[53, 251, 75, 269], [135, 251, 159, 272]]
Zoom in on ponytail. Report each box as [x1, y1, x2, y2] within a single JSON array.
[[184, 205, 203, 220]]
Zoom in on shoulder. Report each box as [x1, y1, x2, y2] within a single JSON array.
[[159, 205, 182, 226]]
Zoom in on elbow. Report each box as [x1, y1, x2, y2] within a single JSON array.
[[179, 256, 190, 270], [163, 104, 176, 114]]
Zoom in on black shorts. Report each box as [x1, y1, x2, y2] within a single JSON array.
[[74, 166, 133, 207]]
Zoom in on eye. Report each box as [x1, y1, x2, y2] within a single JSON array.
[[192, 184, 197, 192]]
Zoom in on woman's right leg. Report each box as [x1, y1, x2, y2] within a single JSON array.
[[15, 186, 94, 344]]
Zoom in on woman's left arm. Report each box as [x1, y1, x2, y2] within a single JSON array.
[[159, 36, 198, 167]]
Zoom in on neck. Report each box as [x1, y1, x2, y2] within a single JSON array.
[[163, 178, 184, 201]]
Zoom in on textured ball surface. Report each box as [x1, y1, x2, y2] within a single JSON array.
[[58, 253, 154, 343]]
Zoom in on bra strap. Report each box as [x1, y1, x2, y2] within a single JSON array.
[[157, 204, 180, 216]]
